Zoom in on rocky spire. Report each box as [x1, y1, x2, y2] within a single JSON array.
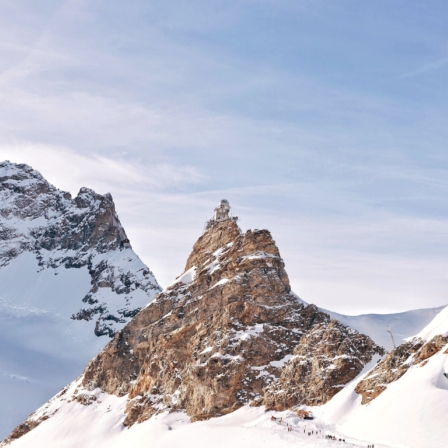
[[79, 217, 383, 424]]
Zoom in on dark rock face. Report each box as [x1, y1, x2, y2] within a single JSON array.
[[355, 335, 448, 404], [78, 220, 383, 425], [0, 161, 160, 337]]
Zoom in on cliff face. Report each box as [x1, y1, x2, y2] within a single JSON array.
[[263, 319, 382, 410]]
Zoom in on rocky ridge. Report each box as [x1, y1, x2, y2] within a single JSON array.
[[0, 161, 161, 336], [3, 214, 385, 444], [355, 334, 448, 404]]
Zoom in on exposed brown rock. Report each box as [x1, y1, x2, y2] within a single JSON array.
[[414, 335, 448, 363], [263, 319, 384, 410], [2, 417, 48, 444], [355, 340, 423, 404], [79, 220, 383, 425], [355, 334, 448, 404]]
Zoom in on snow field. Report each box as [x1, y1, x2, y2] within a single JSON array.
[[326, 306, 447, 352], [319, 338, 448, 448], [0, 249, 157, 439], [9, 382, 394, 448]]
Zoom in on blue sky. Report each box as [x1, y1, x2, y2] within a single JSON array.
[[0, 0, 447, 313]]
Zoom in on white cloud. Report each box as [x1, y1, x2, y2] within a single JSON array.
[[0, 143, 205, 195]]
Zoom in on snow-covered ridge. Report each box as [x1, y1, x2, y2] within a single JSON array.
[[412, 305, 448, 342], [325, 305, 446, 351]]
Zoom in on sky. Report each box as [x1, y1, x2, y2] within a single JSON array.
[[0, 0, 447, 314]]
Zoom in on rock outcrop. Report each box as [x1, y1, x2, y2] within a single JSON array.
[[355, 334, 448, 404], [263, 319, 383, 410], [79, 219, 382, 424]]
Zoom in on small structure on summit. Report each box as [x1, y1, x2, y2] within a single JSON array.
[[205, 199, 238, 230]]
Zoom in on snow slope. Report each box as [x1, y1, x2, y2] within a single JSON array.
[[325, 306, 445, 351], [6, 376, 394, 448], [317, 306, 448, 448], [412, 305, 448, 341], [0, 252, 136, 438]]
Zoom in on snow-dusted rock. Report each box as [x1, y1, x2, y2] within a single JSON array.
[[355, 333, 448, 404], [0, 160, 160, 337], [263, 318, 383, 410]]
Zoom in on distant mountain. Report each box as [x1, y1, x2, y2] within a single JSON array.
[[320, 305, 448, 448], [0, 161, 161, 439], [325, 306, 445, 351]]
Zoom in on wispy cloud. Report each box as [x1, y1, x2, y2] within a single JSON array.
[[397, 58, 448, 79], [0, 1, 446, 313], [0, 143, 206, 195]]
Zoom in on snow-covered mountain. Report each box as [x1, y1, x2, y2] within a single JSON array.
[[325, 306, 445, 351], [0, 211, 382, 447], [0, 161, 161, 439], [319, 305, 448, 448], [5, 305, 447, 448]]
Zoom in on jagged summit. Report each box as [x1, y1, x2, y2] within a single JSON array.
[[0, 160, 161, 337], [0, 161, 163, 440], [0, 160, 126, 255]]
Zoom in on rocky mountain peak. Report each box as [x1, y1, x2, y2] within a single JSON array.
[[0, 160, 125, 255], [50, 202, 382, 425], [0, 160, 161, 337]]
